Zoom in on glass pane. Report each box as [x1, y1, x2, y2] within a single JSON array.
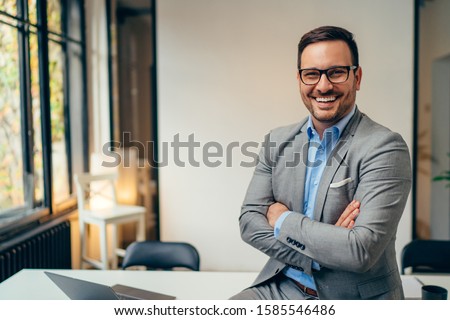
[[0, 23, 25, 211], [48, 32, 62, 43], [67, 42, 84, 177], [0, 0, 17, 16], [29, 32, 43, 204], [47, 0, 61, 34], [67, 0, 81, 41], [0, 10, 18, 27], [48, 40, 69, 203], [28, 0, 37, 25]]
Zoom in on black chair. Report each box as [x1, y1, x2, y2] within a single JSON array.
[[122, 241, 200, 271], [401, 239, 450, 274]]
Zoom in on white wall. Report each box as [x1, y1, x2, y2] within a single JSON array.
[[157, 0, 414, 271]]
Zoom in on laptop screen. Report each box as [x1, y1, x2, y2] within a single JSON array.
[[45, 271, 176, 300]]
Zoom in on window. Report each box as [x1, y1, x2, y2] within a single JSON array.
[[0, 0, 86, 234]]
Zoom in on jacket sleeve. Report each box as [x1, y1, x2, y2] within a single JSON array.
[[239, 132, 313, 270]]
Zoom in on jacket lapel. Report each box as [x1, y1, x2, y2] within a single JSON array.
[[290, 121, 309, 213], [313, 109, 363, 221]]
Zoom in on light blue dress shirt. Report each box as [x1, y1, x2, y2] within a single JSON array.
[[274, 106, 356, 290]]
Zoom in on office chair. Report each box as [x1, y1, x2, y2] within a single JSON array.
[[122, 241, 200, 271], [401, 239, 450, 274], [74, 173, 146, 270]]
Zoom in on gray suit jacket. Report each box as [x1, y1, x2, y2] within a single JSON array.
[[240, 108, 412, 299]]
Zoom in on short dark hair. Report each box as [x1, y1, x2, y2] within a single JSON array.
[[297, 26, 359, 67]]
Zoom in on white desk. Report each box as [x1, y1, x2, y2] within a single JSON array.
[[0, 269, 258, 300], [0, 269, 448, 299]]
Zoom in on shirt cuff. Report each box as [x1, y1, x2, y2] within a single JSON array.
[[274, 211, 292, 238]]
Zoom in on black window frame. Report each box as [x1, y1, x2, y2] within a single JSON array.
[[0, 0, 87, 238]]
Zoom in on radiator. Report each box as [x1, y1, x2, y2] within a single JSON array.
[[0, 220, 72, 283]]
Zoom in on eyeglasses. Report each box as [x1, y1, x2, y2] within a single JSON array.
[[298, 65, 358, 85]]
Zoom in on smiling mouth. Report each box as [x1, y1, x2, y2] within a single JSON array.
[[314, 96, 337, 103]]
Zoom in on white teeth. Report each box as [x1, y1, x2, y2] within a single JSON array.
[[315, 96, 336, 102]]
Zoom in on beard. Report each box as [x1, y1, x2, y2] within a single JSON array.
[[302, 89, 356, 127]]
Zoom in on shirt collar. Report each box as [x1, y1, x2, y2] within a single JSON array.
[[307, 105, 356, 140]]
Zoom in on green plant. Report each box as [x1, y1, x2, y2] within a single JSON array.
[[433, 153, 450, 188]]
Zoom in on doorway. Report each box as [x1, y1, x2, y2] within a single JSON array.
[[107, 0, 159, 241]]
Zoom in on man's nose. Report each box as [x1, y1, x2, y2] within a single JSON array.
[[316, 73, 333, 92]]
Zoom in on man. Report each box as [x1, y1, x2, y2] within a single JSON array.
[[231, 26, 411, 300]]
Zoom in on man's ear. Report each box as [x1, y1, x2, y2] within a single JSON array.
[[355, 66, 362, 91]]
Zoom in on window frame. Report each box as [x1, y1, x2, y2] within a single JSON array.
[[0, 0, 87, 237]]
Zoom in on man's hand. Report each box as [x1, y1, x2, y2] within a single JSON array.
[[335, 200, 360, 229], [267, 202, 289, 228]]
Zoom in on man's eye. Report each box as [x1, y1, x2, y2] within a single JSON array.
[[304, 71, 319, 78], [329, 68, 346, 76]]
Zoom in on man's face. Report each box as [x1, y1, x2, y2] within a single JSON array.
[[298, 40, 362, 130]]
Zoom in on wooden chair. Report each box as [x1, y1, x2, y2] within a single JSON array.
[[74, 173, 146, 270], [122, 241, 200, 271]]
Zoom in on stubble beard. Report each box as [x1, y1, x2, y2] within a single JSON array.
[[303, 90, 356, 126]]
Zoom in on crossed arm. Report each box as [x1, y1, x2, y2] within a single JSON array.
[[266, 200, 360, 229]]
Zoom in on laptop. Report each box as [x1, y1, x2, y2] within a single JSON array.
[[45, 271, 176, 300]]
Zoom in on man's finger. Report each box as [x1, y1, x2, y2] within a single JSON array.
[[335, 200, 359, 226], [335, 200, 355, 225], [341, 208, 359, 227]]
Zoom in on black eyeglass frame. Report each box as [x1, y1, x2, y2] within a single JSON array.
[[298, 65, 358, 85]]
